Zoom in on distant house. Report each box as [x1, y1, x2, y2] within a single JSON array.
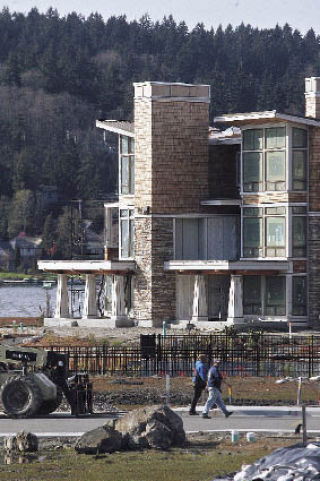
[[39, 185, 61, 208], [10, 232, 43, 269], [0, 241, 15, 271]]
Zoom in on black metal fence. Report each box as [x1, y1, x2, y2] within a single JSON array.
[[49, 333, 320, 378]]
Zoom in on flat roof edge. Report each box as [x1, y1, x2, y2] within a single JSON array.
[[214, 111, 320, 127]]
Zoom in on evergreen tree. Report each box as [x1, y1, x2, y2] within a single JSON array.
[[7, 189, 34, 237]]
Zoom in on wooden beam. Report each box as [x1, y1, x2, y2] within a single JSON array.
[[176, 270, 280, 275]]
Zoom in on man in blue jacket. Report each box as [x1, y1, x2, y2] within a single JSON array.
[[202, 359, 233, 419], [189, 354, 208, 415]]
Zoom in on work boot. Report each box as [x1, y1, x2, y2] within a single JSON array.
[[201, 413, 211, 419], [189, 411, 199, 415], [225, 411, 233, 418]]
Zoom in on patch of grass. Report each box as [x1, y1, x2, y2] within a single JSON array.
[[110, 338, 126, 347], [0, 272, 56, 281], [0, 438, 296, 481]]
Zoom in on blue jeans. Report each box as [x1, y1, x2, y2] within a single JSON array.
[[202, 387, 228, 415]]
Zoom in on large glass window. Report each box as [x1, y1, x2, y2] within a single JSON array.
[[120, 208, 134, 258], [243, 275, 286, 317], [120, 136, 135, 195], [243, 276, 262, 315], [242, 125, 308, 193], [292, 128, 307, 148], [266, 216, 285, 257], [292, 276, 307, 316], [266, 151, 286, 190], [266, 127, 286, 149], [242, 126, 286, 192], [243, 208, 262, 258], [292, 128, 307, 191], [292, 216, 307, 257], [292, 151, 306, 190], [266, 276, 286, 316], [243, 129, 263, 150], [242, 207, 286, 258], [243, 153, 262, 191]]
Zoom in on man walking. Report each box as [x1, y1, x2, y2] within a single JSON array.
[[202, 359, 233, 419], [189, 354, 208, 415]]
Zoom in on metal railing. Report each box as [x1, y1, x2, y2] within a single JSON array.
[[47, 333, 320, 378]]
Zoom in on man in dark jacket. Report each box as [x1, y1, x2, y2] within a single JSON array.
[[189, 354, 208, 415], [202, 359, 233, 419]]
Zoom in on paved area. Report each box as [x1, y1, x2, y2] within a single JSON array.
[[0, 406, 320, 436]]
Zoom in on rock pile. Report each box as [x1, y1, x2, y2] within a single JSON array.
[[75, 404, 185, 454]]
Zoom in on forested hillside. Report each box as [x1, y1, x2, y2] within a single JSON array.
[[0, 7, 320, 259]]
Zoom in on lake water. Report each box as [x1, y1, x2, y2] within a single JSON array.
[[0, 285, 86, 317]]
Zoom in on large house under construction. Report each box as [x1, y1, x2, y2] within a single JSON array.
[[39, 77, 320, 330]]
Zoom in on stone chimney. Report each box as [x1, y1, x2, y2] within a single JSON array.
[[305, 77, 320, 119], [133, 81, 210, 214], [132, 81, 210, 326]]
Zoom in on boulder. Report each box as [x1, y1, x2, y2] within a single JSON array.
[[113, 404, 185, 450], [145, 419, 173, 450], [15, 431, 38, 453], [75, 425, 122, 455], [4, 436, 17, 453]]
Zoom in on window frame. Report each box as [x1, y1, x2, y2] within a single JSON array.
[[119, 135, 135, 195], [243, 275, 286, 317], [292, 275, 307, 316], [241, 123, 309, 194], [291, 207, 307, 258], [291, 126, 308, 191], [119, 207, 134, 259], [242, 125, 287, 193], [242, 206, 287, 259]]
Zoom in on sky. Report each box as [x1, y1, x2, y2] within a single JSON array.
[[3, 0, 320, 34]]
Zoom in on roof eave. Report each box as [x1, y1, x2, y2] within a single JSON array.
[[214, 111, 320, 128], [96, 120, 135, 138]]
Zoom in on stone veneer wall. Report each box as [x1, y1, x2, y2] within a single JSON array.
[[133, 84, 209, 325], [150, 217, 176, 324], [133, 216, 175, 325], [134, 98, 209, 214], [133, 217, 152, 321], [151, 101, 209, 213], [308, 126, 320, 327]]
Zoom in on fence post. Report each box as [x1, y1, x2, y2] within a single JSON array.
[[302, 405, 307, 446], [165, 374, 170, 405], [297, 377, 302, 406]]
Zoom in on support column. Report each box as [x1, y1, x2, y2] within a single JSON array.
[[227, 274, 243, 324], [111, 275, 131, 326], [83, 274, 97, 318], [54, 274, 69, 318], [192, 275, 208, 322]]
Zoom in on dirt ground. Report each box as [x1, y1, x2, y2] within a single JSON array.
[[89, 375, 320, 410]]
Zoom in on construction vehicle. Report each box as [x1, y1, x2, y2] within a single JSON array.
[[0, 344, 93, 418]]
